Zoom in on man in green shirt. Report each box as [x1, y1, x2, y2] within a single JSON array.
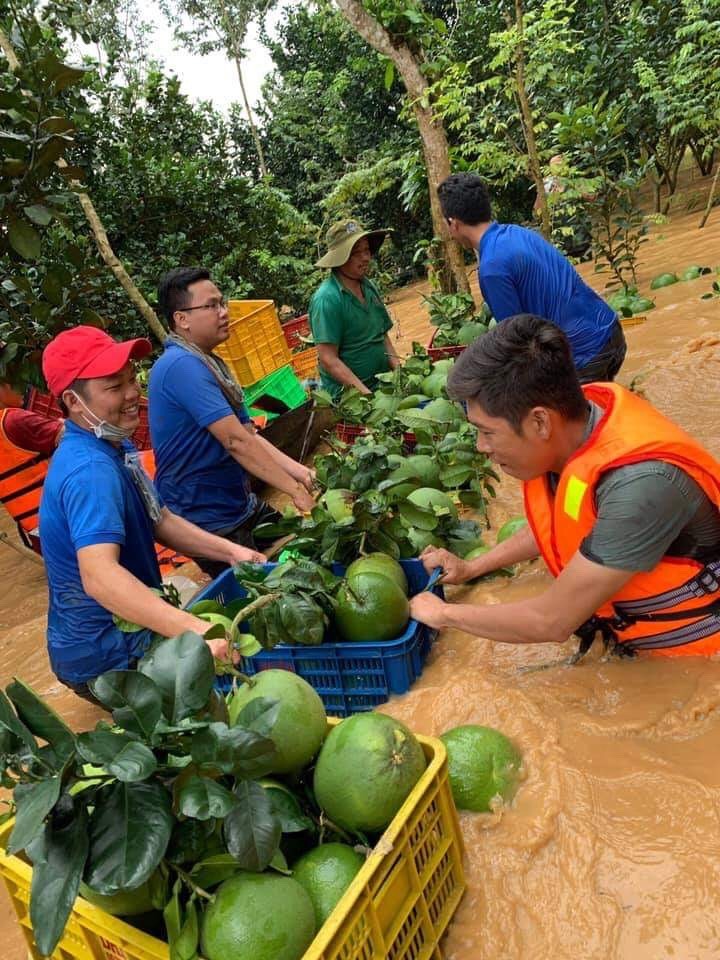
[[309, 219, 401, 398]]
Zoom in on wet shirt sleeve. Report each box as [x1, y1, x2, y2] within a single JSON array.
[[580, 462, 712, 572], [61, 459, 127, 550], [167, 354, 249, 426]]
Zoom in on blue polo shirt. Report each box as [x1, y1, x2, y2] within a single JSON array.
[[148, 341, 255, 532], [478, 223, 617, 369], [39, 422, 161, 684]]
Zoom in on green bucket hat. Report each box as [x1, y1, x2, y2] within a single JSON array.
[[315, 219, 392, 269]]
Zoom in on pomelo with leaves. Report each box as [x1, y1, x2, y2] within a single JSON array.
[[228, 670, 327, 774], [408, 487, 458, 521], [496, 516, 527, 542]]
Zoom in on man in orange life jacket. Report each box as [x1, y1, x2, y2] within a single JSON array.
[[410, 313, 720, 658]]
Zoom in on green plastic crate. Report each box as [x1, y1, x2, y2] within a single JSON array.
[[244, 364, 307, 412]]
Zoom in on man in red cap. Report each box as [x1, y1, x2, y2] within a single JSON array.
[[39, 325, 266, 702]]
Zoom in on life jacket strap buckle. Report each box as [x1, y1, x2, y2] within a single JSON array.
[[693, 568, 720, 597]]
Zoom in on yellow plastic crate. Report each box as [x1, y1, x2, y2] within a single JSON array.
[[215, 299, 292, 386], [1, 722, 465, 960], [291, 346, 319, 380]]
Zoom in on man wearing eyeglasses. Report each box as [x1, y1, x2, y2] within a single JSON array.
[[148, 267, 315, 578]]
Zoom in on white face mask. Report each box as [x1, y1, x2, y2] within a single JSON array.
[[70, 391, 135, 443]]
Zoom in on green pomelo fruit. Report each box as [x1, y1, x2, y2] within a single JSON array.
[[496, 516, 527, 542], [407, 487, 458, 521], [431, 358, 455, 374], [421, 397, 460, 424], [628, 297, 655, 314], [421, 372, 446, 398], [680, 265, 710, 281], [457, 321, 487, 346], [440, 724, 522, 812], [201, 872, 316, 960], [313, 713, 427, 832], [228, 670, 327, 774], [321, 488, 354, 522], [397, 394, 430, 410], [345, 553, 408, 595], [650, 272, 679, 289], [292, 843, 365, 927], [80, 873, 162, 916], [335, 572, 410, 643]]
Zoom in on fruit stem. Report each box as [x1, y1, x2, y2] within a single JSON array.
[[317, 811, 355, 845], [229, 593, 280, 636], [173, 866, 214, 901]]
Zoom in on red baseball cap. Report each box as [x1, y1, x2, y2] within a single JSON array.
[[42, 326, 153, 397]]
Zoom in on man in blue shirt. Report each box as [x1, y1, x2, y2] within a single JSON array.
[[437, 173, 626, 381], [40, 326, 265, 701], [149, 268, 315, 579]]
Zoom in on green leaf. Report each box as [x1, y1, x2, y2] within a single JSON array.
[[0, 689, 37, 757], [85, 781, 173, 894], [27, 802, 89, 957], [262, 783, 314, 833], [37, 53, 87, 93], [190, 722, 277, 778], [23, 204, 52, 226], [7, 775, 61, 854], [89, 671, 162, 741], [398, 500, 439, 531], [232, 697, 281, 737], [175, 774, 237, 820], [76, 730, 157, 782], [170, 896, 199, 960], [8, 219, 41, 260], [6, 678, 76, 764], [384, 60, 395, 90], [138, 633, 215, 723], [224, 780, 281, 871], [190, 853, 240, 889]]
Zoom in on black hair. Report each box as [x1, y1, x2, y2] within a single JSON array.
[[58, 378, 89, 417], [157, 267, 211, 331], [437, 173, 492, 225], [447, 314, 588, 431]]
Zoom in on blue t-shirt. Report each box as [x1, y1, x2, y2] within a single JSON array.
[[478, 223, 617, 369], [39, 422, 161, 684], [148, 341, 256, 532]]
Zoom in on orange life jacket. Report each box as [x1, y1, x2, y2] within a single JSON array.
[[0, 408, 51, 548], [523, 383, 720, 657]]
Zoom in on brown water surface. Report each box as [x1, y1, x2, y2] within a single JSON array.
[[2, 201, 720, 958]]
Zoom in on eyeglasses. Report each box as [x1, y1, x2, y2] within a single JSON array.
[[183, 298, 227, 313]]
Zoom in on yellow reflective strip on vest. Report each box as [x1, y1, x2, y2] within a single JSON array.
[[563, 475, 588, 520]]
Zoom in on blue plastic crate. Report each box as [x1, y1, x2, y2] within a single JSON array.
[[188, 559, 444, 717]]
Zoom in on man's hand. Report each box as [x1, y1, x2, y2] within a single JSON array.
[[225, 543, 267, 566], [410, 592, 450, 629], [292, 483, 316, 513], [420, 547, 470, 585], [294, 464, 316, 493]]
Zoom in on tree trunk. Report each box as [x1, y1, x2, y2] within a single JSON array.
[[233, 54, 268, 178], [334, 0, 469, 294], [216, 0, 268, 178], [698, 160, 720, 229], [0, 27, 165, 344], [690, 140, 715, 177], [512, 0, 550, 238]]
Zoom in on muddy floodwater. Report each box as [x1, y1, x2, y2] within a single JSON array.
[[2, 193, 720, 958]]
